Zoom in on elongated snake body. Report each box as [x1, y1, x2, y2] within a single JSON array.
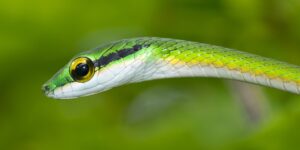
[[43, 37, 300, 99]]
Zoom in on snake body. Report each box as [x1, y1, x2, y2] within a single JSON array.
[[43, 37, 300, 99]]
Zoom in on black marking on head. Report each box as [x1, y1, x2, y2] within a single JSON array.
[[94, 44, 149, 68]]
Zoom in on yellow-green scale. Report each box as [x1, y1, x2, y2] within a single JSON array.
[[146, 38, 300, 93]]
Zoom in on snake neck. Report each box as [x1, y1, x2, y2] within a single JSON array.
[[124, 38, 300, 94]]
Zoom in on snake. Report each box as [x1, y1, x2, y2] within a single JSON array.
[[42, 37, 300, 99]]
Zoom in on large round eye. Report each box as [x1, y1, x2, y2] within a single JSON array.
[[70, 57, 95, 83]]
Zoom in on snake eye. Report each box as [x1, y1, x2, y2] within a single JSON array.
[[70, 57, 95, 83]]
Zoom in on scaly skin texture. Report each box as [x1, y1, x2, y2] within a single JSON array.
[[43, 37, 300, 99]]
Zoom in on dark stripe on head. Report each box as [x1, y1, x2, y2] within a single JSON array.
[[94, 44, 149, 68]]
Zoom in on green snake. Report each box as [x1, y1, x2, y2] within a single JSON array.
[[43, 37, 300, 99]]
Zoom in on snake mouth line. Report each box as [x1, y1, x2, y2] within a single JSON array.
[[42, 84, 55, 98], [44, 91, 54, 98]]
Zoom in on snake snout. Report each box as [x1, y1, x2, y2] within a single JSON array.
[[42, 85, 50, 92], [42, 84, 56, 98], [42, 84, 51, 95]]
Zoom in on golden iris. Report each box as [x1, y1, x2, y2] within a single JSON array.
[[70, 57, 95, 82]]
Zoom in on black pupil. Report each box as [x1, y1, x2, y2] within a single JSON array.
[[75, 63, 89, 77]]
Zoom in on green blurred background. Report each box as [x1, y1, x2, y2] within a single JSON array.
[[1, 0, 300, 149]]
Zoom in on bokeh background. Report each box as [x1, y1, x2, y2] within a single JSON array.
[[1, 0, 300, 149]]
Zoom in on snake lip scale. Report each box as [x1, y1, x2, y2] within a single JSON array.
[[42, 37, 300, 99]]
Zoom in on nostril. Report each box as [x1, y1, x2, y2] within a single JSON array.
[[43, 85, 50, 92]]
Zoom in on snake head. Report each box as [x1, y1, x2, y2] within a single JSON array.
[[42, 54, 95, 99], [42, 54, 115, 99], [42, 39, 149, 99]]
